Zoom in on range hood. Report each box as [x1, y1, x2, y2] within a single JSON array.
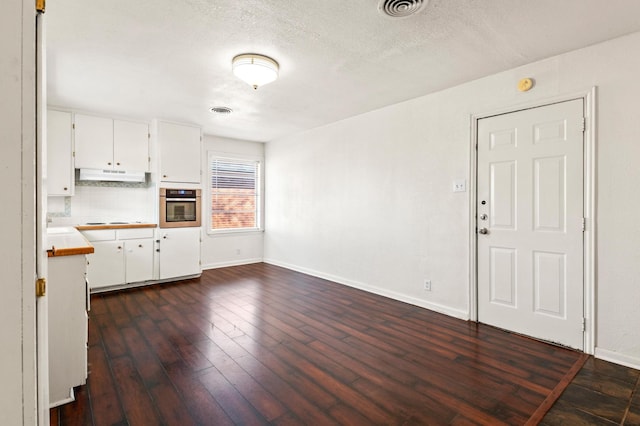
[[78, 168, 146, 183]]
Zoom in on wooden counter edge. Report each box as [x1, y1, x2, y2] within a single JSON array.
[[48, 246, 95, 257]]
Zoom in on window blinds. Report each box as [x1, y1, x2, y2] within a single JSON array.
[[209, 157, 260, 230]]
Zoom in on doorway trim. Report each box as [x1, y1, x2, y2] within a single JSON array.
[[468, 88, 597, 354]]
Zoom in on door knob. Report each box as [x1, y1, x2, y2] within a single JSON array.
[[478, 228, 489, 235]]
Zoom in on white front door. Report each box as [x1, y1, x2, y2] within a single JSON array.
[[477, 99, 584, 350]]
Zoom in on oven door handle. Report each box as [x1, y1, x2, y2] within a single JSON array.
[[165, 198, 197, 202]]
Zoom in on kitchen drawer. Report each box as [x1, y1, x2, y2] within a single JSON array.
[[81, 229, 116, 242], [117, 228, 154, 240]]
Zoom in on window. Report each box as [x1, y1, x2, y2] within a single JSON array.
[[208, 153, 261, 232]]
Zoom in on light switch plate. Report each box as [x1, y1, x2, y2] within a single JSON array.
[[453, 179, 466, 192]]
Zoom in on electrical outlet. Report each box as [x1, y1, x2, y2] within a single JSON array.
[[424, 280, 431, 291]]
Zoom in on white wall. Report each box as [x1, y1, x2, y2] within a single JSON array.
[[48, 185, 157, 225], [200, 135, 264, 269], [0, 0, 38, 424], [265, 32, 640, 368]]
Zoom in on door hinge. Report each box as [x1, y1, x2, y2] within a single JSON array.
[[36, 278, 47, 297], [582, 217, 586, 232], [36, 0, 45, 13], [580, 117, 586, 132], [581, 317, 586, 332]]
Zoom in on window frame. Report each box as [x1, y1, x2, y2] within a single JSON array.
[[206, 151, 264, 235]]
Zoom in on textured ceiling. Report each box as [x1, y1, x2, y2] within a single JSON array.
[[46, 0, 640, 142]]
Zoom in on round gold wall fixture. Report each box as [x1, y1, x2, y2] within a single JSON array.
[[518, 78, 534, 92]]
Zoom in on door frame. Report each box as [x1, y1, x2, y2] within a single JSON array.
[[468, 88, 597, 354]]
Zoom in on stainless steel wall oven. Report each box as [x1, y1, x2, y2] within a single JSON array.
[[159, 188, 201, 228]]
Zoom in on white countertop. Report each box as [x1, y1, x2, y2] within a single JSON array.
[[47, 227, 94, 257]]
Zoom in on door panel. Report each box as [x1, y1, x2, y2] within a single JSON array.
[[534, 156, 566, 231], [533, 251, 566, 317], [490, 247, 516, 306], [490, 161, 516, 229], [477, 99, 584, 350]]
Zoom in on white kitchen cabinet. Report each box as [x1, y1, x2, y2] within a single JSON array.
[[124, 239, 154, 283], [83, 228, 154, 290], [47, 109, 74, 196], [118, 228, 155, 283], [158, 121, 201, 183], [159, 227, 201, 279], [48, 254, 88, 407], [87, 240, 126, 289], [113, 119, 150, 172], [75, 113, 149, 172], [75, 114, 113, 170]]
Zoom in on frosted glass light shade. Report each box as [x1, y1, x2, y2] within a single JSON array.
[[232, 54, 279, 90]]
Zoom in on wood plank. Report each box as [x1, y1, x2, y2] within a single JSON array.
[[86, 344, 125, 426], [110, 356, 163, 426]]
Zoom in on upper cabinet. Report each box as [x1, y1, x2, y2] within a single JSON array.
[[75, 113, 149, 172], [47, 109, 74, 196], [157, 121, 201, 184], [114, 120, 150, 172]]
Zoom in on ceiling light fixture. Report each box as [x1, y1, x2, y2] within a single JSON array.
[[232, 53, 279, 90]]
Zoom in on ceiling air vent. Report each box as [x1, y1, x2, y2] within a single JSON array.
[[209, 106, 233, 114], [378, 0, 428, 18]]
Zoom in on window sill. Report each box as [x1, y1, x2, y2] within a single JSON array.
[[206, 228, 264, 237]]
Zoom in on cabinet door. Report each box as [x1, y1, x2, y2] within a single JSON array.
[[158, 121, 201, 183], [114, 120, 149, 172], [47, 109, 74, 196], [75, 114, 113, 169], [159, 228, 201, 279], [87, 241, 125, 289], [124, 238, 154, 283], [48, 255, 88, 406]]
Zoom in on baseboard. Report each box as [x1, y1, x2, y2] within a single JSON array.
[[263, 258, 469, 321], [202, 258, 263, 270], [595, 347, 640, 370], [90, 273, 202, 294]]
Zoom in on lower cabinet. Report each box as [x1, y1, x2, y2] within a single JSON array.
[[88, 240, 126, 288], [125, 238, 154, 283], [159, 227, 201, 279], [48, 254, 88, 407], [81, 227, 201, 291], [82, 228, 154, 290]]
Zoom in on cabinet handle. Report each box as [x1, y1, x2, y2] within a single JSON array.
[[163, 236, 167, 239], [108, 162, 112, 166], [117, 246, 122, 250], [138, 244, 143, 248], [117, 162, 121, 166], [163, 174, 167, 178], [63, 187, 68, 191]]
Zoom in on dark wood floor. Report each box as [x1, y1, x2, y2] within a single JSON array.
[[541, 357, 640, 425], [51, 263, 586, 425]]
